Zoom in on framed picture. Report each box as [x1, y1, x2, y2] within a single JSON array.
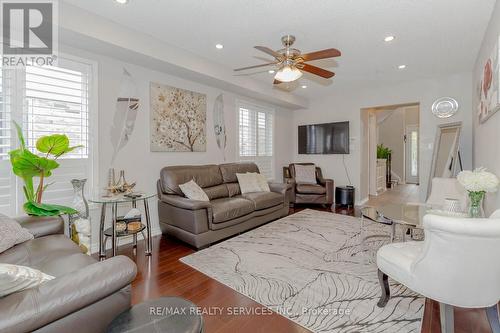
[[478, 36, 500, 124], [150, 82, 207, 152]]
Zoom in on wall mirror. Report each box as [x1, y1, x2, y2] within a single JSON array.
[[427, 122, 462, 198]]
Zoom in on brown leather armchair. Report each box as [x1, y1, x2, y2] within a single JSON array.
[[283, 163, 334, 206]]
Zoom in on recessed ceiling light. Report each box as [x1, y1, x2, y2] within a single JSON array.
[[384, 35, 395, 42], [114, 0, 129, 4], [268, 70, 275, 74], [398, 64, 407, 69], [301, 85, 307, 89], [215, 44, 224, 49]]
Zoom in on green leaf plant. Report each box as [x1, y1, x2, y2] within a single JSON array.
[[376, 144, 392, 160], [377, 144, 392, 160], [9, 121, 82, 216]]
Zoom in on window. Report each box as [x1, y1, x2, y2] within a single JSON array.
[[238, 101, 274, 179], [0, 56, 95, 216], [0, 66, 14, 215]]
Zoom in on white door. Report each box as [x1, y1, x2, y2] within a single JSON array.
[[405, 125, 419, 184]]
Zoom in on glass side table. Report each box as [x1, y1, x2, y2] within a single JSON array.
[[360, 203, 428, 242], [89, 192, 156, 258]]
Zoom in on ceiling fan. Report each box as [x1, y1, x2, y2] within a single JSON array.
[[234, 35, 341, 84]]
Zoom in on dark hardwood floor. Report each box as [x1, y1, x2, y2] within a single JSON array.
[[110, 204, 494, 333]]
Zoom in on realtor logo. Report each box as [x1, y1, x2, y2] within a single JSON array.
[[1, 0, 58, 67]]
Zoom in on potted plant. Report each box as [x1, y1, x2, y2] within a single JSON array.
[[377, 144, 392, 160], [377, 144, 393, 187], [457, 168, 499, 218], [9, 121, 80, 216]]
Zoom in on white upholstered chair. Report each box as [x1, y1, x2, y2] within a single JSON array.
[[376, 211, 500, 333]]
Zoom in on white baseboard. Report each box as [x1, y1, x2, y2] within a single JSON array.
[[357, 197, 369, 206], [90, 227, 162, 254]]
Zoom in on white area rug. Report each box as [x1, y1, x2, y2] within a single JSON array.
[[180, 209, 424, 333]]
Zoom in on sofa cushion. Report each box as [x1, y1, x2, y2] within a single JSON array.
[[0, 234, 96, 277], [211, 197, 254, 223], [179, 180, 209, 201], [0, 214, 34, 254], [226, 183, 241, 197], [293, 164, 317, 184], [240, 192, 283, 210], [296, 184, 327, 194], [219, 162, 259, 183], [236, 173, 263, 194], [37, 252, 97, 277], [160, 165, 223, 195], [203, 184, 229, 200], [245, 172, 270, 192], [0, 263, 54, 297]]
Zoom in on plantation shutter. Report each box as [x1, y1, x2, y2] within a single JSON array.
[[238, 102, 274, 179], [23, 59, 92, 207], [0, 67, 16, 215], [0, 56, 94, 216], [239, 108, 257, 157]]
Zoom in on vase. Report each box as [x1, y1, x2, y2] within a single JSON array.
[[69, 179, 91, 254], [468, 191, 485, 218]]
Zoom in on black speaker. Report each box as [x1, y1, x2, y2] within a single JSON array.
[[335, 186, 355, 207]]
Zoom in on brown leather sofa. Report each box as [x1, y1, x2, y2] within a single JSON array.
[[283, 163, 334, 206], [157, 162, 291, 249], [0, 215, 137, 333]]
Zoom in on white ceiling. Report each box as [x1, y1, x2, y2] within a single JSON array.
[[62, 0, 495, 99]]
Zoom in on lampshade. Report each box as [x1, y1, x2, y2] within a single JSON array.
[[274, 66, 303, 82]]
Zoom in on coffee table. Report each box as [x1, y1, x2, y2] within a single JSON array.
[[106, 297, 203, 333], [361, 203, 428, 242]]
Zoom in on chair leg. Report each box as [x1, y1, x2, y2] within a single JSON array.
[[377, 269, 390, 307], [439, 303, 454, 333], [486, 304, 500, 333]]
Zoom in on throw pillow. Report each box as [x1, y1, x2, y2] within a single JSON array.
[[179, 180, 210, 202], [0, 214, 34, 254], [294, 164, 317, 184], [0, 263, 54, 297], [247, 172, 270, 192], [236, 173, 262, 194]]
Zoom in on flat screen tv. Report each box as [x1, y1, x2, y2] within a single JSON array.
[[298, 121, 350, 154]]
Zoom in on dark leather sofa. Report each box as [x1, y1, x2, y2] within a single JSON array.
[[283, 163, 334, 206], [157, 162, 291, 249], [0, 215, 137, 333]]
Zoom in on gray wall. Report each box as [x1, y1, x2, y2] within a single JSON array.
[[473, 0, 500, 215], [293, 72, 473, 203]]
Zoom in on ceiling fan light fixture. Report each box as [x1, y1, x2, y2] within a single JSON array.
[[274, 65, 302, 82]]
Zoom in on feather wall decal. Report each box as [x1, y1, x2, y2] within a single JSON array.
[[213, 93, 227, 160], [110, 68, 140, 165]]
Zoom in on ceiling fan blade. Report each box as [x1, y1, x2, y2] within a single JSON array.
[[254, 46, 284, 60], [299, 63, 335, 78], [234, 62, 277, 72], [273, 79, 282, 84], [299, 48, 341, 62]]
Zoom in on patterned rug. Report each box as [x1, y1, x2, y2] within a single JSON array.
[[180, 209, 424, 333]]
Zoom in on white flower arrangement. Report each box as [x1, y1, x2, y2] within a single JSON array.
[[457, 168, 499, 193]]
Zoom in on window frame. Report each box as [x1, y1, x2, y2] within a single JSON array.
[[0, 53, 98, 215], [237, 99, 275, 180]]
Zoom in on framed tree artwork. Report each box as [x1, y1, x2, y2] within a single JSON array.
[[478, 36, 500, 124], [150, 82, 207, 152]]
